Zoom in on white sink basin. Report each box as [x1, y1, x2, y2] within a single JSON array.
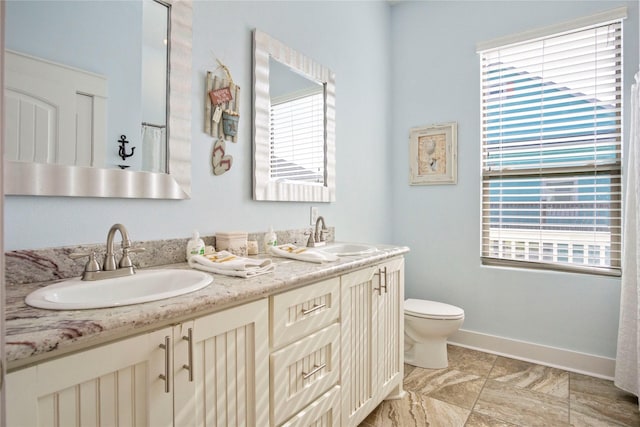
[[26, 269, 213, 310], [319, 243, 377, 256]]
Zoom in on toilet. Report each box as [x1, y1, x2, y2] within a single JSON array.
[[404, 298, 465, 369]]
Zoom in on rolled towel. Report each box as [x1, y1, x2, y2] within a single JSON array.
[[269, 244, 339, 264], [188, 251, 275, 278]]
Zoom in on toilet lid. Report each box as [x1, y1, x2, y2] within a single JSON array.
[[405, 299, 465, 320]]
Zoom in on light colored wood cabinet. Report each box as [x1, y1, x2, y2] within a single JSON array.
[[7, 299, 269, 427], [340, 258, 405, 427], [176, 299, 270, 427], [7, 327, 173, 427], [7, 257, 405, 427]]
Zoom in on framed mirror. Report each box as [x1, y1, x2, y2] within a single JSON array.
[[3, 0, 192, 199], [252, 30, 335, 202]]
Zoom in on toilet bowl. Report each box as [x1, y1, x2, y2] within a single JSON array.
[[404, 298, 464, 369]]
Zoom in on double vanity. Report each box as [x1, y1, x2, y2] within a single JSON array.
[[5, 234, 409, 427]]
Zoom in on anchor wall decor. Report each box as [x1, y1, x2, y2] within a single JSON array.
[[117, 135, 135, 169]]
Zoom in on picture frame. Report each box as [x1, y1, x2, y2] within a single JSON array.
[[409, 122, 457, 185]]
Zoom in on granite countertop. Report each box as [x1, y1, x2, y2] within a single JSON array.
[[6, 243, 409, 371]]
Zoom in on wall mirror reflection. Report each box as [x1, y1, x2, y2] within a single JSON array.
[[3, 0, 192, 199], [252, 30, 336, 202]]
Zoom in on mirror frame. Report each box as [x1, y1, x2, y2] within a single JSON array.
[[4, 0, 192, 199], [252, 29, 336, 202]]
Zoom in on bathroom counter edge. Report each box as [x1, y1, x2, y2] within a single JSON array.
[[5, 244, 409, 370]]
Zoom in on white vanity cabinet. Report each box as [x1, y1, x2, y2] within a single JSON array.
[[7, 299, 269, 427], [7, 327, 174, 426], [175, 299, 270, 427], [6, 254, 406, 427], [340, 258, 405, 427], [269, 277, 342, 427]]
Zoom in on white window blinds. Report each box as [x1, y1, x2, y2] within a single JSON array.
[[270, 90, 325, 184], [479, 17, 623, 276]]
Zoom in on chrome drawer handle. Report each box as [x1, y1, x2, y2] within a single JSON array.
[[183, 328, 194, 382], [302, 303, 326, 316], [302, 363, 326, 380], [159, 336, 170, 393]]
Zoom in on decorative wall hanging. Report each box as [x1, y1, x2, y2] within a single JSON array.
[[205, 59, 239, 176], [409, 122, 457, 185], [117, 134, 134, 169], [212, 138, 233, 176], [205, 59, 240, 143]]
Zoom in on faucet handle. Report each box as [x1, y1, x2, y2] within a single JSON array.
[[305, 229, 316, 247], [119, 246, 145, 268], [70, 251, 101, 273]]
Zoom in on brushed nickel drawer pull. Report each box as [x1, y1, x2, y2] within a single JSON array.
[[302, 303, 326, 315], [183, 328, 194, 382], [381, 267, 388, 293], [302, 363, 327, 380], [159, 336, 171, 393]]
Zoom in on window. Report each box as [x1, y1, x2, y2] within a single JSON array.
[[479, 10, 625, 276]]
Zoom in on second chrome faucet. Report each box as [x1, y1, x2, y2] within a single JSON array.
[[307, 216, 329, 248]]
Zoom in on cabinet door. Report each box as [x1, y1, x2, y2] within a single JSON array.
[[7, 327, 173, 427], [340, 264, 378, 427], [340, 258, 405, 427], [175, 299, 269, 427], [374, 257, 405, 400]]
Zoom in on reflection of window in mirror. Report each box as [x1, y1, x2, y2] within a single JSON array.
[[141, 0, 169, 173], [269, 57, 326, 185]]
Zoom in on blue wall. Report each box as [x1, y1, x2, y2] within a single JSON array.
[[390, 0, 638, 358], [4, 1, 393, 250], [5, 0, 639, 359]]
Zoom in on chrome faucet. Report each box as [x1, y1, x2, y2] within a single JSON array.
[[70, 223, 145, 281], [307, 216, 328, 248]]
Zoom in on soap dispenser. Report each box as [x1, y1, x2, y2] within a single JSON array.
[[186, 230, 205, 261], [264, 226, 277, 252]]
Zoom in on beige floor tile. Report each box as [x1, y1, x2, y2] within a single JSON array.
[[404, 367, 485, 409], [465, 411, 520, 427], [569, 373, 639, 427], [404, 363, 416, 379], [474, 379, 571, 426], [489, 356, 569, 398], [359, 390, 470, 427], [448, 345, 497, 377]]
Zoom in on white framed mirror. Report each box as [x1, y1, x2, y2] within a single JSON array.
[[252, 30, 336, 202], [3, 0, 192, 199]]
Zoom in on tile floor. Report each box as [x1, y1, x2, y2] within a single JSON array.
[[360, 345, 640, 427]]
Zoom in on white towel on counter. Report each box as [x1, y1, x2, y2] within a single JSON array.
[[188, 251, 275, 278], [269, 244, 339, 264]]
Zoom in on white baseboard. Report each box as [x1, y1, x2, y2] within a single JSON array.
[[449, 329, 616, 380]]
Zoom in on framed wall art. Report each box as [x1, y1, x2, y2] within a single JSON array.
[[409, 122, 457, 185]]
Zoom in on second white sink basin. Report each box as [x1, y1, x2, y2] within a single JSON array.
[[319, 243, 377, 256], [26, 269, 213, 310]]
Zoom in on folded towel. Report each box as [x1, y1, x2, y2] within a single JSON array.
[[188, 251, 275, 278], [269, 244, 339, 264]]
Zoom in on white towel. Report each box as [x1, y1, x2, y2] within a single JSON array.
[[188, 251, 275, 278], [269, 244, 339, 264]]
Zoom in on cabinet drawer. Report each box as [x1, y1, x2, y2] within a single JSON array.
[[271, 323, 340, 426], [281, 385, 341, 427], [270, 277, 339, 349]]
